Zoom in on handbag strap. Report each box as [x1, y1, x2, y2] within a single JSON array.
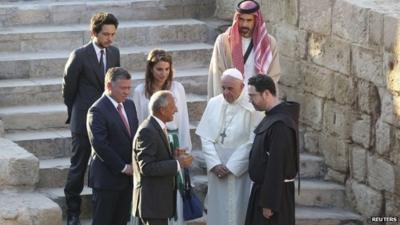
[[184, 168, 191, 191]]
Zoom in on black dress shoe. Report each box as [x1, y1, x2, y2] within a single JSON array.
[[67, 215, 81, 225]]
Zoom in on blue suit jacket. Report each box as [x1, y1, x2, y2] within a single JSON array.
[[87, 94, 138, 190]]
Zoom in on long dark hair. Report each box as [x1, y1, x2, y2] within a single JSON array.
[[144, 49, 174, 98]]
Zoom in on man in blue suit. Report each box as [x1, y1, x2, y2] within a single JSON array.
[[87, 67, 138, 225]]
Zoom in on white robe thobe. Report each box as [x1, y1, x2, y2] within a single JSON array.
[[208, 32, 281, 99], [196, 92, 261, 225]]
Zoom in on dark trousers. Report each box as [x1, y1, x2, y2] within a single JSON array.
[[92, 188, 132, 225], [64, 132, 91, 216], [140, 218, 168, 225]]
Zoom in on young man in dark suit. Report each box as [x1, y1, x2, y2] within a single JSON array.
[[132, 90, 193, 225], [87, 67, 138, 225], [62, 12, 120, 225]]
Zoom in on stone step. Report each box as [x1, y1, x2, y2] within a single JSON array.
[[0, 94, 206, 132], [0, 42, 213, 79], [178, 206, 363, 225], [0, 192, 62, 225], [0, 0, 214, 27], [4, 128, 72, 159], [0, 19, 209, 53], [38, 157, 87, 189], [299, 153, 326, 179], [295, 180, 346, 208], [6, 121, 201, 160], [40, 186, 92, 219], [0, 67, 208, 106]]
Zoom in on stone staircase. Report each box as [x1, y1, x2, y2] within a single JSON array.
[[0, 0, 363, 225]]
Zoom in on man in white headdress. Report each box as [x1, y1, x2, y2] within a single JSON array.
[[196, 68, 261, 225]]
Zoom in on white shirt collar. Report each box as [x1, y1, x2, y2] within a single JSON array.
[[152, 115, 167, 130], [105, 94, 120, 109], [92, 42, 106, 57]]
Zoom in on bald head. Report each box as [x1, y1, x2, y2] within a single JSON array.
[[221, 71, 244, 103]]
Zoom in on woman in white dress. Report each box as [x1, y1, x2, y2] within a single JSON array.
[[131, 49, 192, 225]]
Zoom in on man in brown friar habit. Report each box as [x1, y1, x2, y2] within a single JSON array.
[[245, 74, 300, 225]]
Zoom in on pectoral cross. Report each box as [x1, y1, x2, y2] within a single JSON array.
[[220, 128, 227, 144]]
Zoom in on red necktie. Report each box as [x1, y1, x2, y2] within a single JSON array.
[[117, 104, 131, 136]]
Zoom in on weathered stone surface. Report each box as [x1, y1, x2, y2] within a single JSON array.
[[380, 87, 400, 128], [262, 0, 299, 26], [308, 34, 351, 75], [320, 134, 349, 173], [215, 0, 238, 20], [279, 56, 302, 88], [332, 0, 369, 44], [303, 129, 320, 155], [0, 121, 4, 137], [357, 79, 380, 116], [325, 168, 346, 184], [351, 114, 372, 149], [351, 146, 366, 182], [333, 73, 355, 105], [323, 101, 355, 138], [352, 46, 384, 87], [385, 51, 400, 93], [299, 0, 332, 34], [349, 181, 383, 217], [0, 192, 61, 225], [385, 193, 400, 217], [383, 14, 400, 52], [275, 24, 307, 59], [301, 93, 324, 130], [0, 138, 39, 188], [369, 10, 384, 48], [367, 154, 395, 192], [375, 120, 393, 155], [302, 63, 334, 99]]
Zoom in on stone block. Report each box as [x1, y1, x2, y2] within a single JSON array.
[[50, 4, 84, 25], [385, 193, 400, 217], [299, 0, 332, 34], [357, 79, 380, 116], [215, 0, 238, 20], [368, 10, 384, 48], [351, 146, 367, 182], [320, 134, 349, 173], [351, 114, 372, 149], [332, 0, 369, 44], [0, 121, 4, 137], [301, 93, 323, 130], [323, 101, 355, 138], [302, 63, 334, 98], [278, 85, 304, 105], [262, 0, 299, 26], [275, 24, 307, 59], [308, 34, 351, 75], [0, 138, 39, 188], [380, 87, 400, 128], [352, 46, 384, 87], [333, 73, 356, 106], [303, 129, 320, 155], [383, 14, 400, 52], [350, 181, 383, 217], [0, 192, 61, 225], [279, 56, 302, 88], [385, 51, 400, 93], [367, 154, 395, 192], [375, 120, 393, 155], [325, 168, 346, 184]]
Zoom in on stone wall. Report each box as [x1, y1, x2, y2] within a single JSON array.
[[216, 0, 400, 220]]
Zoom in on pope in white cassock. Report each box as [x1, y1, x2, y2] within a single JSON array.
[[196, 68, 261, 225]]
